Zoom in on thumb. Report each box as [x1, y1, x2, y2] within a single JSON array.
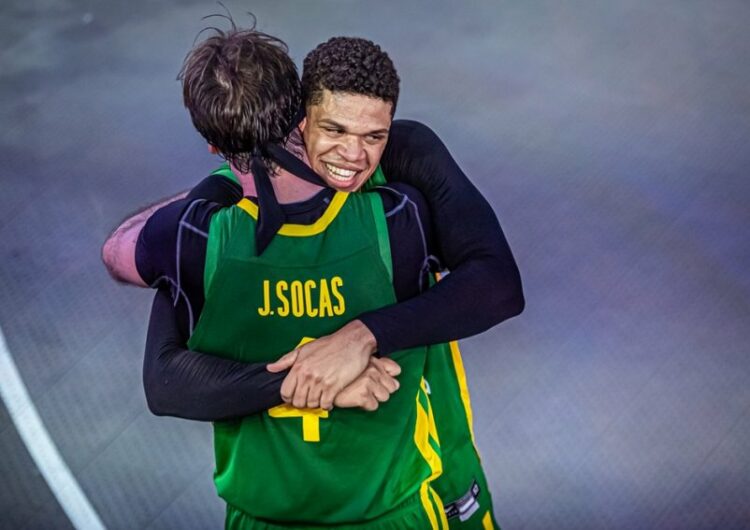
[[267, 349, 299, 373]]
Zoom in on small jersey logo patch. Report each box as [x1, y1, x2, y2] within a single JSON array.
[[444, 480, 481, 521]]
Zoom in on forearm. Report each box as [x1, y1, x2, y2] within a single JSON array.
[[101, 190, 188, 286], [143, 344, 285, 421], [143, 289, 285, 420], [360, 257, 523, 354]]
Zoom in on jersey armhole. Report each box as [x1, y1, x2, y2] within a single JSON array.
[[362, 165, 388, 190], [203, 213, 223, 298], [366, 192, 394, 284]]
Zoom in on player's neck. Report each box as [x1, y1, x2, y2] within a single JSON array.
[[232, 165, 324, 204], [232, 133, 325, 203], [271, 168, 326, 203]]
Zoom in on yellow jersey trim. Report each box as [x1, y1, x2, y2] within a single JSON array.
[[448, 340, 477, 446], [414, 387, 442, 481], [435, 271, 478, 448], [419, 483, 440, 530], [236, 192, 349, 237], [414, 381, 443, 529], [430, 486, 450, 530]]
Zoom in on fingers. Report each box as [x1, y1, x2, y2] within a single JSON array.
[[306, 385, 323, 410], [293, 363, 333, 409], [267, 349, 299, 373], [372, 356, 401, 377], [360, 395, 379, 412], [318, 373, 348, 410], [291, 383, 310, 409], [276, 335, 383, 409], [369, 357, 401, 384], [286, 361, 399, 410], [366, 360, 399, 395], [320, 388, 336, 411], [279, 369, 298, 403], [286, 363, 336, 410], [359, 364, 398, 409], [369, 379, 391, 403], [378, 370, 400, 394]]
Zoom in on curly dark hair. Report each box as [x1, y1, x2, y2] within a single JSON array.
[[178, 25, 301, 172], [301, 37, 400, 115]]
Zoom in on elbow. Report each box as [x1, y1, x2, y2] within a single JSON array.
[[145, 394, 170, 418], [488, 286, 524, 325], [101, 235, 129, 284], [509, 288, 525, 318], [145, 394, 165, 417], [100, 237, 118, 279], [487, 267, 525, 324], [142, 372, 170, 417], [144, 390, 165, 417], [506, 272, 526, 319], [101, 231, 147, 286], [505, 269, 525, 318]]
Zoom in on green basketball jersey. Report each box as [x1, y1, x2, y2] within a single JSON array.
[[362, 170, 499, 529], [209, 164, 500, 529], [188, 189, 443, 525]]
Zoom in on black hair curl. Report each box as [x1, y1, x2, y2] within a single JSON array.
[[302, 37, 399, 114]]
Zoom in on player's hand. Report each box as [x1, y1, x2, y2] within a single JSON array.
[[266, 320, 377, 410], [333, 357, 401, 411]]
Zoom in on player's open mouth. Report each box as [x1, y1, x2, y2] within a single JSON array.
[[324, 163, 358, 183]]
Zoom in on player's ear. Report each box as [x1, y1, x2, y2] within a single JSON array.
[[208, 144, 219, 155], [298, 117, 307, 133]]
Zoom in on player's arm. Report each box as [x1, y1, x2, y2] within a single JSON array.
[[144, 288, 285, 419], [126, 188, 291, 420], [101, 191, 188, 286], [269, 122, 524, 408], [100, 173, 242, 286], [359, 119, 525, 354], [144, 288, 400, 419]]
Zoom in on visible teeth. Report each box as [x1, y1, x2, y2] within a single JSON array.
[[325, 163, 356, 180]]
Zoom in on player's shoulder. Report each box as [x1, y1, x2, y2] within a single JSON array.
[[390, 119, 436, 137], [373, 183, 430, 223], [389, 120, 444, 150], [142, 197, 226, 248], [204, 199, 261, 238], [137, 197, 229, 288]]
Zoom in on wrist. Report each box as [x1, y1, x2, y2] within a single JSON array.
[[346, 319, 377, 355]]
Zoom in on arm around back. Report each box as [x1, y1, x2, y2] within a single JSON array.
[[363, 120, 524, 354]]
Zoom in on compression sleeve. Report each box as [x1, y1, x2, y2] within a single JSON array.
[[186, 174, 243, 204], [359, 119, 525, 354], [143, 288, 286, 420]]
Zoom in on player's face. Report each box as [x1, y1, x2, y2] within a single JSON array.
[[300, 89, 393, 192]]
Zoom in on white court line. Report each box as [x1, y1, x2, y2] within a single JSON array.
[[0, 325, 106, 530]]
